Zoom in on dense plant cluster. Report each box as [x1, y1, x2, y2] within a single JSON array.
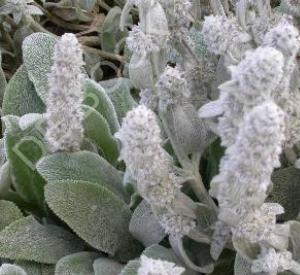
[[0, 0, 300, 274]]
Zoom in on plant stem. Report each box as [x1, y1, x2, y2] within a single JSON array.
[[190, 166, 218, 212]]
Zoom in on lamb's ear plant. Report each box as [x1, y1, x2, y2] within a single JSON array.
[[0, 0, 300, 275]]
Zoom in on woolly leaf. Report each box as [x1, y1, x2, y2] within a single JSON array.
[[2, 115, 46, 210], [100, 78, 137, 121], [82, 105, 119, 164], [14, 261, 54, 275], [0, 162, 12, 196], [290, 221, 300, 261], [22, 33, 56, 102], [100, 7, 128, 53], [268, 167, 300, 220], [232, 236, 260, 261], [45, 180, 142, 261], [129, 200, 165, 247], [83, 79, 120, 133], [119, 260, 140, 275], [0, 215, 84, 264], [0, 264, 27, 275], [37, 151, 128, 201], [93, 258, 124, 275], [55, 252, 99, 275], [2, 65, 45, 116], [234, 254, 256, 275], [0, 200, 23, 231], [143, 244, 180, 263], [160, 103, 214, 158]]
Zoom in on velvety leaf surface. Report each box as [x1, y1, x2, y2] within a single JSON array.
[[0, 264, 27, 275], [2, 65, 45, 116], [0, 216, 84, 264], [3, 116, 46, 209], [100, 78, 137, 121], [0, 200, 23, 231], [37, 151, 127, 201], [45, 180, 142, 261], [129, 200, 165, 247], [290, 221, 300, 261], [83, 79, 120, 133], [22, 33, 56, 102], [268, 167, 300, 220], [82, 105, 119, 164], [93, 258, 124, 275], [55, 252, 99, 275], [15, 261, 54, 275], [119, 260, 140, 275]]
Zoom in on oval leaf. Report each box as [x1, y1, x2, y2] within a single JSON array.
[[93, 258, 124, 275], [0, 215, 84, 264], [2, 65, 45, 116], [82, 105, 119, 164], [45, 180, 142, 261], [22, 33, 56, 102], [129, 200, 165, 247], [0, 200, 23, 231], [55, 252, 99, 275], [83, 77, 119, 134], [37, 151, 128, 201]]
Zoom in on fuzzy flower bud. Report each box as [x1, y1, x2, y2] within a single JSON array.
[[127, 24, 160, 55], [157, 66, 190, 110], [115, 105, 170, 183], [140, 89, 158, 111], [138, 255, 185, 275], [159, 212, 196, 237], [263, 19, 300, 58], [201, 15, 232, 55], [116, 105, 196, 237], [233, 203, 286, 244], [230, 47, 284, 99], [212, 102, 285, 222], [251, 247, 293, 274], [217, 47, 284, 147], [45, 33, 84, 153]]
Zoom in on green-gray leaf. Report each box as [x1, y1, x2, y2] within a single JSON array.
[[120, 260, 140, 275], [22, 33, 56, 102], [0, 215, 84, 264], [129, 200, 165, 247], [3, 115, 46, 209], [55, 252, 99, 275], [37, 151, 128, 201], [45, 180, 142, 261], [290, 221, 300, 261], [2, 65, 45, 116], [93, 258, 124, 275], [100, 78, 137, 122], [82, 105, 119, 165], [0, 200, 23, 231], [268, 167, 300, 220], [14, 261, 54, 275], [83, 79, 120, 134], [234, 254, 255, 275], [0, 264, 27, 275]]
